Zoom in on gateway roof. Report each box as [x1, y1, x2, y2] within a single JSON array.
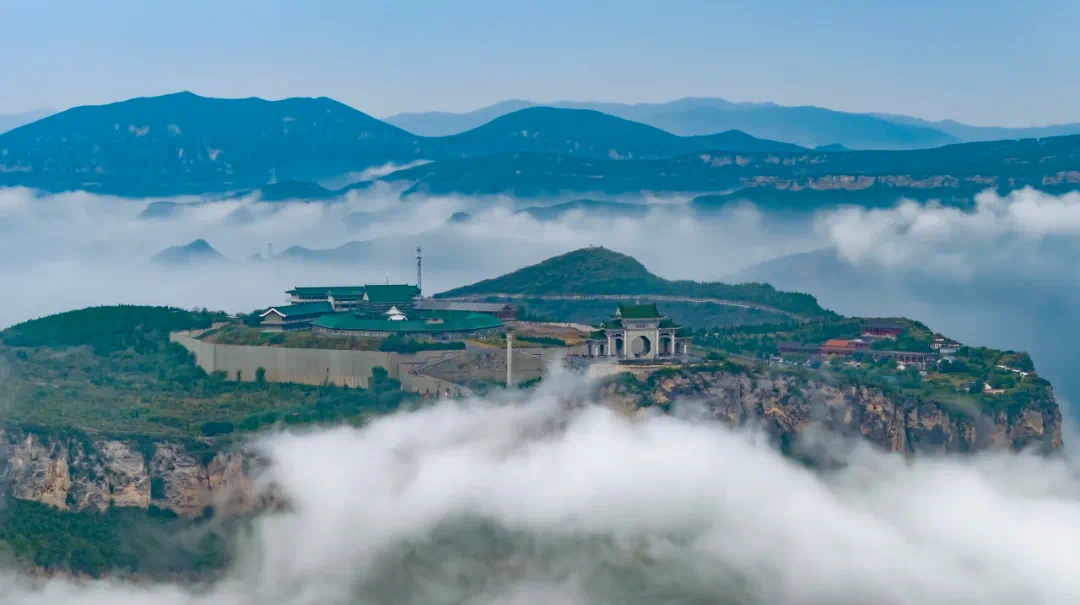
[[616, 303, 662, 319]]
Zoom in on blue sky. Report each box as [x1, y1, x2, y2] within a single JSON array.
[[1, 0, 1076, 126]]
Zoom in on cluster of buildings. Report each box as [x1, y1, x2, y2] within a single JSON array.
[[260, 283, 515, 341], [256, 251, 699, 362], [777, 319, 963, 369]]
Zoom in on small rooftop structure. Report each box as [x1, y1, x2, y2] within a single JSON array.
[[384, 306, 408, 321]]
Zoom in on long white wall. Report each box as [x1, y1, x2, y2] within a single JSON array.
[[170, 332, 449, 389], [169, 332, 572, 394]]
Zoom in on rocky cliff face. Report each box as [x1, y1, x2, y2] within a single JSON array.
[[0, 427, 257, 517], [600, 367, 1062, 454]]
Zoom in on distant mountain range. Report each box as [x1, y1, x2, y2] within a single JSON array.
[[3, 92, 1080, 202], [0, 92, 419, 196], [387, 97, 1080, 150], [870, 112, 1080, 144], [382, 134, 1080, 201], [0, 92, 799, 196]]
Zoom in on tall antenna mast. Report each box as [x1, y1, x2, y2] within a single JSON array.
[[416, 247, 423, 295]]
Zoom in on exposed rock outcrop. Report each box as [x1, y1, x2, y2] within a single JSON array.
[[0, 427, 258, 517], [599, 367, 1062, 454]]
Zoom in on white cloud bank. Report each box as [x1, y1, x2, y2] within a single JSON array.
[[4, 376, 1080, 604], [0, 187, 821, 329], [818, 187, 1080, 280]]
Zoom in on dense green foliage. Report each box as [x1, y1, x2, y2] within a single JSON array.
[[0, 499, 231, 577], [0, 306, 412, 439], [208, 324, 382, 351], [378, 335, 467, 353], [437, 247, 831, 319], [2, 306, 225, 354], [516, 335, 567, 347]]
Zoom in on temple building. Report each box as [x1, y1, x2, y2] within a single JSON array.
[[258, 302, 334, 332], [311, 306, 504, 340], [585, 303, 692, 361], [285, 284, 420, 313]]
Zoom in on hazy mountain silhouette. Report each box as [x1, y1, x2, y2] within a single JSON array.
[[150, 239, 228, 266], [386, 97, 957, 149]]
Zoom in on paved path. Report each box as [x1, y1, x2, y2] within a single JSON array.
[[443, 293, 807, 321]]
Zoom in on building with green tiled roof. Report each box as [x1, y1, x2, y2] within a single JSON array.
[[259, 302, 335, 332], [617, 303, 661, 319], [312, 308, 503, 340], [586, 303, 690, 361], [361, 284, 421, 306], [284, 284, 421, 312]]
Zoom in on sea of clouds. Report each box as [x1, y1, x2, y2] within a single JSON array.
[[0, 184, 821, 329], [5, 372, 1080, 604], [6, 184, 1080, 602], [5, 182, 1080, 396]]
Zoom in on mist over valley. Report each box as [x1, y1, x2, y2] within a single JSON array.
[[6, 4, 1080, 600]]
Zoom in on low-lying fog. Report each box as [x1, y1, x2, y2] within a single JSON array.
[[6, 374, 1080, 605], [4, 183, 1080, 406], [0, 184, 818, 326]]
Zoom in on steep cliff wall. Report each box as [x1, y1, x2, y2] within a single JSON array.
[[2, 364, 1062, 518], [599, 367, 1062, 454], [0, 427, 257, 517]]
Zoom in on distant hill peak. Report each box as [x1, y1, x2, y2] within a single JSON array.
[[436, 246, 830, 318], [437, 247, 660, 298], [150, 239, 228, 266]]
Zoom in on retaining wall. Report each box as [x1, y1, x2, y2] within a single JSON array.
[[170, 332, 568, 393], [170, 332, 461, 389]]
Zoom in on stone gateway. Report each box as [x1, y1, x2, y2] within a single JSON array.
[[585, 303, 692, 361]]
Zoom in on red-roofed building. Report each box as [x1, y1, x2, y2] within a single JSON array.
[[819, 339, 859, 355]]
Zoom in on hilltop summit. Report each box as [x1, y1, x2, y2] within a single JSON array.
[[437, 247, 829, 318], [438, 247, 661, 297], [150, 239, 227, 266]]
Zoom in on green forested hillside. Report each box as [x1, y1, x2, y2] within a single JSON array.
[[0, 306, 410, 439], [437, 247, 831, 319], [0, 499, 231, 577], [2, 306, 224, 353]]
